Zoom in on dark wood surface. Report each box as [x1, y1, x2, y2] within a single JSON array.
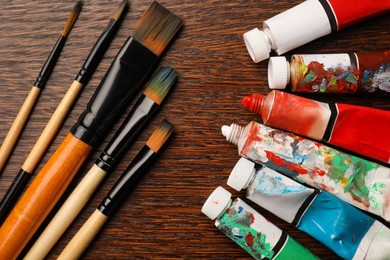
[[0, 0, 389, 259]]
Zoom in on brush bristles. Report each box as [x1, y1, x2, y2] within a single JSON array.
[[112, 0, 128, 21], [61, 1, 83, 37], [144, 67, 177, 105], [146, 120, 173, 153], [133, 1, 182, 56]]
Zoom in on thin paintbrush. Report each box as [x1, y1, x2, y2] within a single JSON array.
[[0, 1, 82, 173], [0, 2, 182, 258], [58, 120, 174, 259], [0, 0, 127, 226], [25, 66, 176, 259]]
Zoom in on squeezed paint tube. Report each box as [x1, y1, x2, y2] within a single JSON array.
[[268, 51, 390, 93], [244, 0, 390, 63], [221, 121, 390, 222], [242, 90, 390, 163], [228, 157, 390, 260], [201, 186, 319, 260]]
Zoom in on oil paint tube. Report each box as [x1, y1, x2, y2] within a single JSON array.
[[243, 0, 390, 63], [242, 90, 390, 164], [221, 121, 390, 222], [227, 157, 390, 260], [268, 51, 390, 93], [202, 186, 319, 260]]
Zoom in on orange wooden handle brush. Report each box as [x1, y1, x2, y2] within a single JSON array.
[[0, 2, 182, 258]]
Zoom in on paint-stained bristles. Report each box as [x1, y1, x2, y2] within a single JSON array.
[[133, 1, 182, 56], [146, 120, 173, 153], [144, 67, 177, 105], [112, 0, 128, 21], [61, 1, 83, 37]]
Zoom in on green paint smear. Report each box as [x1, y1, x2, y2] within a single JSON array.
[[217, 206, 274, 259], [324, 152, 380, 208], [274, 236, 318, 260], [368, 182, 386, 210]]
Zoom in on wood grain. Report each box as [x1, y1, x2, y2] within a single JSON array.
[[0, 0, 389, 259]]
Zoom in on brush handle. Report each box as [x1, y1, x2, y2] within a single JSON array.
[[58, 209, 108, 259], [25, 164, 107, 259], [22, 80, 84, 173], [0, 169, 31, 225], [96, 95, 158, 172], [99, 146, 156, 217], [76, 19, 118, 85], [71, 37, 158, 146], [0, 86, 41, 173], [0, 80, 84, 224], [0, 133, 92, 259], [34, 35, 66, 88]]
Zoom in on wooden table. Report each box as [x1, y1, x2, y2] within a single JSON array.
[[0, 0, 389, 259]]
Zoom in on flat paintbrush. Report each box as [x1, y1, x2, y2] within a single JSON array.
[[0, 0, 127, 226], [0, 2, 182, 258], [0, 1, 82, 173], [25, 66, 177, 259], [58, 120, 174, 259]]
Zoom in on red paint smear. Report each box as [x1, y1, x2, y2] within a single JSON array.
[[243, 123, 263, 155], [328, 0, 389, 30], [246, 232, 255, 247], [312, 167, 326, 177], [265, 151, 309, 175], [249, 213, 255, 224]]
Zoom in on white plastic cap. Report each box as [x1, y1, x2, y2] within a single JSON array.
[[243, 28, 271, 63], [228, 158, 255, 191], [268, 56, 290, 89], [201, 186, 232, 220]]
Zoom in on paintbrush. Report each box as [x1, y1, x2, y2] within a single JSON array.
[[0, 2, 182, 258], [0, 0, 127, 226], [0, 1, 82, 174], [58, 119, 174, 259], [24, 66, 176, 259]]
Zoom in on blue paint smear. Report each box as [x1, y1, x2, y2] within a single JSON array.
[[255, 170, 308, 195], [298, 192, 374, 259]]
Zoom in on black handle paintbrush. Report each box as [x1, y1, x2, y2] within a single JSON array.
[[58, 119, 174, 259], [0, 2, 182, 258], [0, 0, 127, 227], [0, 1, 82, 173], [25, 66, 176, 259]]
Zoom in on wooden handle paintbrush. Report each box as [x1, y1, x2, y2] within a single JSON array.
[[24, 66, 177, 259], [0, 2, 182, 259], [58, 119, 174, 259], [0, 1, 82, 173], [0, 0, 127, 226]]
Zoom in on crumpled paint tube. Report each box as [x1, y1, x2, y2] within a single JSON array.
[[202, 186, 319, 260], [227, 157, 390, 260], [221, 121, 390, 222]]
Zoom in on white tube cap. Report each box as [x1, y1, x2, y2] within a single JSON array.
[[201, 186, 232, 220], [228, 158, 255, 191], [243, 28, 271, 63], [268, 56, 290, 89]]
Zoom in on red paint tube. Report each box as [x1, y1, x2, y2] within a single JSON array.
[[268, 51, 390, 94], [242, 90, 390, 163], [243, 0, 390, 63]]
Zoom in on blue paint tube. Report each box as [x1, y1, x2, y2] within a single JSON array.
[[227, 157, 390, 260]]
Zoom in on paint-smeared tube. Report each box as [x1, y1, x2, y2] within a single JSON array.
[[243, 0, 390, 63], [268, 51, 390, 94], [221, 121, 390, 222], [228, 157, 390, 260], [242, 90, 390, 164], [202, 186, 319, 260]]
